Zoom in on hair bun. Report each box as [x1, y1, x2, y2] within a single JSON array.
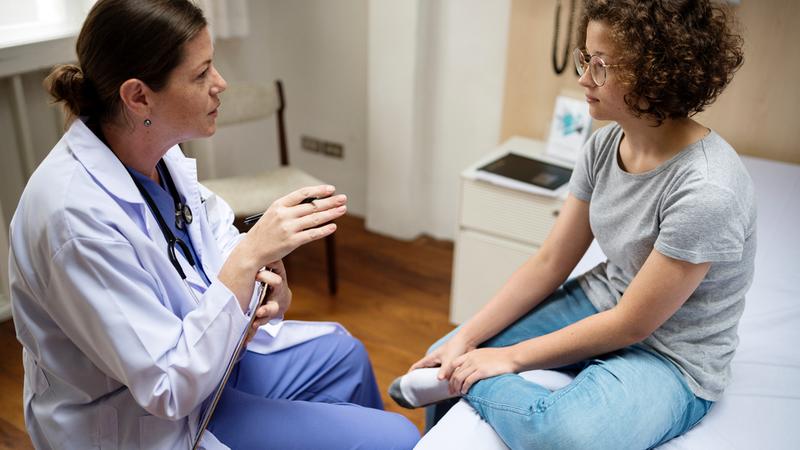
[[44, 64, 97, 120]]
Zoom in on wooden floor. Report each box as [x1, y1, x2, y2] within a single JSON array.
[[0, 214, 456, 448]]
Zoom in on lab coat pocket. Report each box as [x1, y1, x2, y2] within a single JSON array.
[[139, 414, 188, 449], [23, 356, 50, 395], [97, 404, 118, 449], [33, 367, 49, 395]]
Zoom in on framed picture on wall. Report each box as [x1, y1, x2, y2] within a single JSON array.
[[545, 95, 592, 164]]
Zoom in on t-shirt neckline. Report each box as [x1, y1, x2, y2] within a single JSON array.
[[613, 125, 713, 179]]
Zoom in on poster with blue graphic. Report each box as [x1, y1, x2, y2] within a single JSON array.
[[545, 95, 592, 164]]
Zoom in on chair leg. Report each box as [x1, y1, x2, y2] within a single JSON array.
[[325, 233, 337, 295]]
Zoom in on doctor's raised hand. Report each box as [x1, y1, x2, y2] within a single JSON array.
[[243, 185, 347, 264], [220, 185, 347, 312], [8, 1, 418, 449]]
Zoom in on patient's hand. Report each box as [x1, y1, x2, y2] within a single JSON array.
[[410, 336, 475, 383], [448, 347, 517, 395]]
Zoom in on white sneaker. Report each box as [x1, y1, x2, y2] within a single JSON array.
[[388, 367, 459, 409]]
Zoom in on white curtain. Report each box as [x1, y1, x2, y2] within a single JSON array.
[[196, 0, 249, 39]]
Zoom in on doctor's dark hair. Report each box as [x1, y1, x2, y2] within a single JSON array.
[[45, 0, 207, 125], [577, 0, 744, 125]]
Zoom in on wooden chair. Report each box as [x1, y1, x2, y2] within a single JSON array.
[[201, 80, 338, 295]]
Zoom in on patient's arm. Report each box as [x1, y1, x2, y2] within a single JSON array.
[[412, 194, 594, 379], [447, 248, 710, 394]]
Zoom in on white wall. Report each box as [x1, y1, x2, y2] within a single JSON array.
[[202, 0, 369, 215], [422, 0, 511, 239], [0, 0, 509, 243], [0, 70, 66, 229], [366, 0, 511, 240], [364, 1, 427, 239], [207, 0, 511, 239]]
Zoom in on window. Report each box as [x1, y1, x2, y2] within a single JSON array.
[[0, 0, 94, 49]]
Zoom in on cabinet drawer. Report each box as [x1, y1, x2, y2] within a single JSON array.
[[450, 229, 536, 324], [460, 178, 563, 246]]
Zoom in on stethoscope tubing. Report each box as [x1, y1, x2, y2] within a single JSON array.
[[126, 162, 196, 280]]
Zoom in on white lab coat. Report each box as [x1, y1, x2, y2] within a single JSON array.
[[9, 119, 343, 449]]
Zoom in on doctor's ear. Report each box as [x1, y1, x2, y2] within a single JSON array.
[[118, 79, 152, 122]]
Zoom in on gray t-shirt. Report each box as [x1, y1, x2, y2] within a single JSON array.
[[570, 123, 756, 401]]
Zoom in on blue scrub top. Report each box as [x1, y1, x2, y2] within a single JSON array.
[[128, 165, 211, 286]]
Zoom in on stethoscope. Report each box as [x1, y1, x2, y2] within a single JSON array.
[[126, 160, 196, 281], [551, 0, 576, 75]]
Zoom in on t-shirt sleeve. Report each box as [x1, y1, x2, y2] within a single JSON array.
[[655, 181, 746, 264], [569, 133, 597, 202]]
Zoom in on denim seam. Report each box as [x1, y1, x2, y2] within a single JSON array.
[[532, 367, 594, 414], [465, 369, 595, 417], [651, 390, 694, 449], [463, 395, 532, 417]]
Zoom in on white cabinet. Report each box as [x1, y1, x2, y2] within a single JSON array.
[[449, 137, 569, 324]]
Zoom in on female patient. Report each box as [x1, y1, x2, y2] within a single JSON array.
[[9, 0, 418, 448], [394, 0, 752, 448]]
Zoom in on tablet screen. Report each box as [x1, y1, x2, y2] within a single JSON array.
[[477, 153, 572, 190]]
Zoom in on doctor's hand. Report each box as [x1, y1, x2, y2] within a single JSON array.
[[220, 185, 344, 313], [447, 347, 518, 395], [246, 185, 347, 265], [244, 260, 292, 345]]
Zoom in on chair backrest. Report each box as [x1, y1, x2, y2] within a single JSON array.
[[217, 80, 289, 166]]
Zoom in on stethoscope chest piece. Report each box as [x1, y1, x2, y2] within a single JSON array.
[[175, 203, 193, 230], [126, 159, 198, 280]]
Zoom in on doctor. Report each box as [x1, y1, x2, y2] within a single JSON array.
[[8, 0, 419, 449]]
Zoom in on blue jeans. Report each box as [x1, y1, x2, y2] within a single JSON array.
[[209, 333, 419, 449], [426, 280, 712, 449]]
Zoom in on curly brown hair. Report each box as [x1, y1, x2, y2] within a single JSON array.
[[578, 0, 744, 125]]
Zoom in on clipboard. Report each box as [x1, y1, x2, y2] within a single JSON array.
[[191, 280, 270, 449]]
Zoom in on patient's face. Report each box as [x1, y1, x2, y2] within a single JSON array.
[[578, 20, 630, 123]]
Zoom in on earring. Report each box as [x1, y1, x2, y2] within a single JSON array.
[[144, 118, 152, 127]]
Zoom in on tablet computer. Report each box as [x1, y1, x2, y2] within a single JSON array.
[[475, 152, 572, 196], [478, 153, 572, 190]]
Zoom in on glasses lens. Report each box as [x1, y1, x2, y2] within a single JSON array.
[[573, 48, 586, 76], [589, 56, 606, 86]]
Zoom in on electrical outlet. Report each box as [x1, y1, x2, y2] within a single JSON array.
[[322, 142, 344, 158], [301, 135, 321, 153], [301, 135, 344, 159]]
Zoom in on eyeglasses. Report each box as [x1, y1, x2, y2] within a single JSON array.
[[573, 48, 624, 87]]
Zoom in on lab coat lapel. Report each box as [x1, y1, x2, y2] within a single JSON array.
[[65, 119, 143, 206], [163, 148, 224, 277], [67, 121, 205, 308]]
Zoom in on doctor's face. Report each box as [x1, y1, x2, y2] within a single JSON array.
[[150, 27, 227, 141]]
